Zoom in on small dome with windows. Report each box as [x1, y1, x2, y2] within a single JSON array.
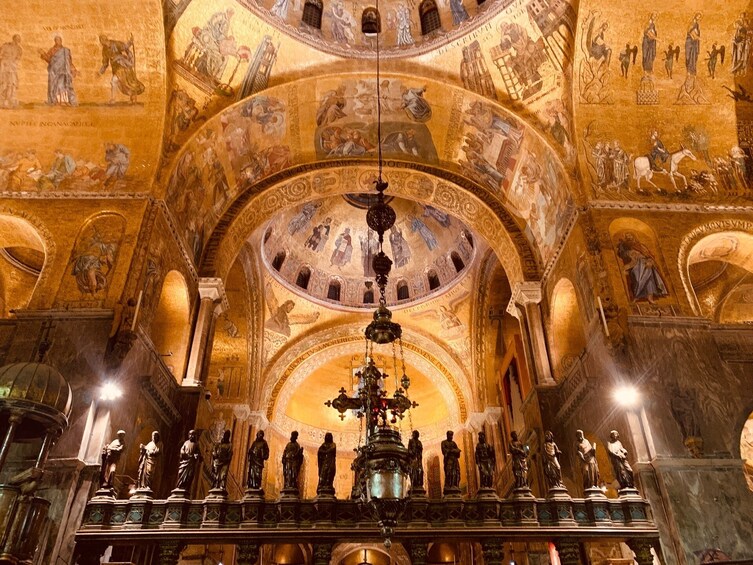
[[261, 195, 477, 310]]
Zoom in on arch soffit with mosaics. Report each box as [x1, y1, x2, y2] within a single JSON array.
[[677, 219, 753, 317], [261, 324, 474, 423], [206, 163, 537, 286], [162, 73, 575, 283], [0, 207, 57, 310]]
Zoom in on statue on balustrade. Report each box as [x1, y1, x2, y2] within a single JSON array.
[[543, 431, 565, 490], [441, 430, 461, 493], [475, 431, 496, 489], [99, 430, 126, 489], [317, 432, 337, 495], [408, 430, 424, 490], [607, 430, 635, 489], [282, 430, 304, 493], [509, 431, 529, 490], [575, 429, 601, 491], [174, 430, 200, 492], [136, 431, 161, 492], [247, 430, 270, 490], [211, 430, 233, 491]]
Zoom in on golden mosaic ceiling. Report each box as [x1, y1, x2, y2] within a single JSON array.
[[261, 195, 477, 308]]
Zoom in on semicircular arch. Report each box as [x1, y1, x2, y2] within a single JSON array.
[[261, 323, 474, 426], [677, 220, 753, 317]]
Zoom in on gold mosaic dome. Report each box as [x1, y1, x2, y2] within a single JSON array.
[[0, 362, 73, 433]]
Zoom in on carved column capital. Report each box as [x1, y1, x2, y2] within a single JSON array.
[[198, 277, 229, 313], [464, 411, 488, 432], [555, 539, 583, 565], [313, 543, 333, 565], [511, 281, 543, 305], [505, 298, 524, 319], [627, 538, 656, 565], [158, 541, 184, 565], [406, 542, 428, 565], [237, 543, 261, 565], [481, 539, 504, 565]]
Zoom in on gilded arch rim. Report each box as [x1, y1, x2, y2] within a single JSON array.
[[677, 219, 753, 317]]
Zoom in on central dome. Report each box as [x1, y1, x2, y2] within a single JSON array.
[[261, 196, 476, 309]]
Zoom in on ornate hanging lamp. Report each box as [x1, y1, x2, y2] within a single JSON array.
[[325, 2, 416, 547]]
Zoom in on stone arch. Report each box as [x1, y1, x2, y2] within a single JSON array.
[[0, 213, 51, 316], [677, 220, 753, 318], [0, 207, 56, 311], [151, 270, 192, 382], [548, 277, 587, 380], [261, 324, 475, 426]]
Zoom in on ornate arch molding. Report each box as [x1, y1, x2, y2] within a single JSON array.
[[261, 324, 473, 425], [677, 219, 753, 316], [0, 205, 57, 309], [204, 163, 537, 287]]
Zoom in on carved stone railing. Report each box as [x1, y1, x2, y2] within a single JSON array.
[[75, 493, 659, 564]]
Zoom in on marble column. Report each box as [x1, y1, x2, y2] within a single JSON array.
[[35, 429, 59, 468], [183, 278, 227, 387], [0, 411, 23, 473], [508, 282, 554, 386]]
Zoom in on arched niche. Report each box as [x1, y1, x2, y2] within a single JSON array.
[[548, 278, 586, 380], [608, 218, 672, 305], [0, 214, 47, 316], [741, 410, 753, 492], [151, 270, 191, 382], [271, 543, 307, 564], [684, 230, 753, 322]]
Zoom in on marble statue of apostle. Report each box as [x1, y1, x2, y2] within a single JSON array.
[[175, 430, 200, 491], [475, 431, 496, 489], [441, 430, 461, 490], [317, 432, 337, 493], [282, 430, 304, 491], [100, 430, 126, 488], [211, 430, 233, 491], [247, 430, 270, 490], [509, 431, 529, 489], [607, 430, 635, 489], [576, 429, 600, 490], [543, 431, 565, 489], [136, 431, 161, 491], [408, 430, 424, 488]]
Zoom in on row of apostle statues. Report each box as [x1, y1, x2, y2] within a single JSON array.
[[97, 426, 635, 500]]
